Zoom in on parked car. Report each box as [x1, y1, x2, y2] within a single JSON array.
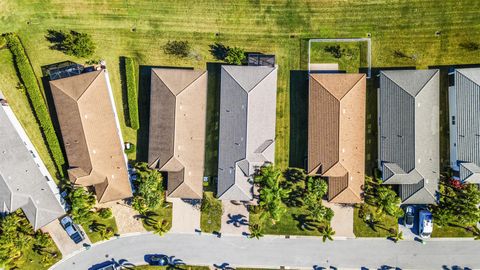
[[96, 263, 117, 270], [146, 254, 169, 266], [419, 209, 433, 238], [404, 206, 415, 229], [60, 216, 85, 244]]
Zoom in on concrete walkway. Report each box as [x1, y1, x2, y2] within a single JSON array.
[[220, 201, 249, 235], [168, 198, 201, 233], [52, 233, 480, 270], [323, 201, 354, 238]]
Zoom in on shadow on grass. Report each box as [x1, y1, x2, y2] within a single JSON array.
[[288, 70, 308, 169], [292, 214, 317, 232], [118, 56, 132, 129]]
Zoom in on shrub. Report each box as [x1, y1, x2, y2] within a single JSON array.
[[0, 36, 6, 49], [5, 33, 65, 175], [45, 29, 96, 58], [98, 208, 113, 219], [324, 45, 344, 58], [225, 47, 245, 65], [163, 40, 190, 58], [132, 163, 165, 213], [124, 142, 136, 154], [68, 188, 96, 225], [123, 57, 139, 130]]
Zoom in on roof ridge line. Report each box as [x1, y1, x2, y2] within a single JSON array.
[[247, 67, 277, 94], [175, 70, 207, 96], [413, 70, 438, 97], [383, 72, 416, 98], [339, 74, 365, 100], [311, 75, 341, 101], [456, 69, 480, 88], [77, 70, 103, 101]]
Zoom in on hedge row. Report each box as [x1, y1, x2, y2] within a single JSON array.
[[124, 57, 139, 130], [5, 33, 65, 176]]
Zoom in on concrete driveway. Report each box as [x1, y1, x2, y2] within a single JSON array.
[[42, 219, 91, 256], [168, 198, 201, 233], [323, 201, 354, 238], [220, 201, 249, 235]]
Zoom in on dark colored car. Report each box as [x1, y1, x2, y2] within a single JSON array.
[[404, 206, 415, 229], [60, 216, 85, 244]]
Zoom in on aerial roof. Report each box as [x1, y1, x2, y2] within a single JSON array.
[[308, 73, 366, 203], [452, 68, 480, 183], [148, 68, 207, 199], [217, 65, 278, 201], [378, 69, 439, 204], [49, 70, 132, 203], [0, 101, 65, 230]]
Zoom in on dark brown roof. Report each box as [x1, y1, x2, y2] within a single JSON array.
[[307, 73, 366, 203], [50, 70, 132, 203], [148, 68, 207, 199]]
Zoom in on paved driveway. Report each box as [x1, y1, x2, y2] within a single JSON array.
[[42, 219, 91, 256], [220, 201, 249, 235], [168, 198, 201, 233], [323, 201, 354, 238], [52, 233, 480, 270]]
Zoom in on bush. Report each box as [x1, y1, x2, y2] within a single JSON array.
[[5, 34, 65, 175], [0, 36, 6, 49], [132, 163, 165, 213], [68, 187, 96, 225], [45, 29, 96, 58], [123, 57, 139, 130], [324, 45, 344, 58], [124, 142, 136, 154], [98, 208, 113, 219], [163, 40, 190, 58], [225, 47, 245, 65]]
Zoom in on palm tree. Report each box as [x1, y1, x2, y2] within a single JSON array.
[[153, 219, 170, 236], [319, 224, 335, 242], [390, 230, 404, 243], [249, 223, 264, 239]]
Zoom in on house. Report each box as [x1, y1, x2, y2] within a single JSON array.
[[0, 97, 65, 230], [148, 68, 207, 199], [217, 65, 278, 201], [49, 69, 132, 203], [378, 70, 440, 204], [449, 68, 480, 183], [307, 73, 366, 204]]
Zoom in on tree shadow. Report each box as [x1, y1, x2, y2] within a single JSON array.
[[289, 70, 309, 169], [44, 29, 66, 51], [209, 42, 229, 61], [119, 56, 133, 129], [293, 214, 317, 231]]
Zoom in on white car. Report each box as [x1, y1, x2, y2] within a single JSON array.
[[419, 210, 433, 238]]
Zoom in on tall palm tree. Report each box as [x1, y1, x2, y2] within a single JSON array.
[[390, 230, 404, 243], [249, 223, 264, 239], [319, 225, 335, 242], [153, 219, 170, 236]]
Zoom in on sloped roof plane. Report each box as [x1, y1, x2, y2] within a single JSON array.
[[148, 68, 207, 199], [50, 70, 132, 203], [453, 68, 480, 183], [378, 70, 439, 204], [307, 73, 366, 203], [217, 65, 278, 201], [0, 103, 65, 230]]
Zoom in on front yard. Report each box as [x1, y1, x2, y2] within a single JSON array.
[[200, 192, 222, 233], [84, 211, 119, 243], [353, 208, 398, 238], [140, 202, 173, 233]]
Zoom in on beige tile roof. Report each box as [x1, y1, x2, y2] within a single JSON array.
[[50, 70, 132, 203], [148, 68, 207, 199], [308, 73, 366, 204]]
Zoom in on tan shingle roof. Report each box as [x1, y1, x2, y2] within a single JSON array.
[[308, 73, 366, 203], [50, 70, 132, 203], [148, 68, 207, 199]]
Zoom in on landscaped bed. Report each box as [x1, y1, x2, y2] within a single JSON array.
[[200, 191, 222, 233], [353, 208, 398, 238], [140, 202, 173, 234], [84, 210, 119, 243], [309, 41, 368, 73]]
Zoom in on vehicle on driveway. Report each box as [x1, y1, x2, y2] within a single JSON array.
[[419, 209, 433, 238], [60, 216, 85, 244], [404, 206, 415, 229]]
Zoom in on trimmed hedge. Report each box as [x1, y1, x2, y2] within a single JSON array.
[[124, 57, 139, 130], [5, 33, 65, 176]]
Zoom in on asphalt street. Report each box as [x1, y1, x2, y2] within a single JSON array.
[[51, 233, 480, 270]]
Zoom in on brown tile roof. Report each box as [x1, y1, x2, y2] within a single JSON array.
[[307, 73, 366, 204], [50, 70, 132, 203], [148, 68, 207, 199]]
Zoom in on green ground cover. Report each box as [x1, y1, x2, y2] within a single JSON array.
[[84, 212, 119, 243], [432, 224, 475, 238], [309, 41, 368, 73], [200, 191, 222, 233], [141, 202, 173, 233], [353, 208, 398, 238]]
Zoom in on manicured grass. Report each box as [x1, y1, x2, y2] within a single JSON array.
[[84, 212, 119, 243], [432, 224, 474, 238], [141, 202, 173, 232], [309, 41, 368, 73], [353, 208, 398, 237], [200, 191, 222, 233], [21, 238, 62, 270]]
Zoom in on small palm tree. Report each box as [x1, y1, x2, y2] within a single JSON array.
[[319, 224, 335, 242], [390, 230, 404, 243], [153, 219, 170, 236], [249, 223, 264, 239]]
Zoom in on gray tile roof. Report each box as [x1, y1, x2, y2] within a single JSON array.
[[452, 68, 480, 183], [378, 70, 440, 204], [217, 65, 278, 201], [0, 102, 65, 230]]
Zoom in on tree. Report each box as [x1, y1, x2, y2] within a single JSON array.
[[284, 167, 307, 183], [256, 165, 291, 222], [249, 223, 264, 239], [319, 225, 335, 242], [303, 177, 332, 222], [324, 45, 344, 58], [98, 208, 113, 219], [224, 47, 245, 65], [45, 30, 96, 57], [365, 185, 402, 218], [389, 230, 404, 243], [133, 163, 165, 213], [153, 219, 170, 236], [68, 187, 96, 225], [164, 40, 190, 58]]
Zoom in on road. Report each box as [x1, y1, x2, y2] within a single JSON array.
[[51, 233, 480, 270]]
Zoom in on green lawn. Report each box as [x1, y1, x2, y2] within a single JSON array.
[[309, 41, 368, 73], [353, 208, 398, 238], [432, 224, 475, 238], [200, 191, 222, 233], [21, 239, 62, 270], [141, 202, 173, 232], [84, 212, 119, 243], [3, 0, 480, 174]]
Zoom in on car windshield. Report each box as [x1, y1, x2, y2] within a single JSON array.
[[406, 215, 414, 224]]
